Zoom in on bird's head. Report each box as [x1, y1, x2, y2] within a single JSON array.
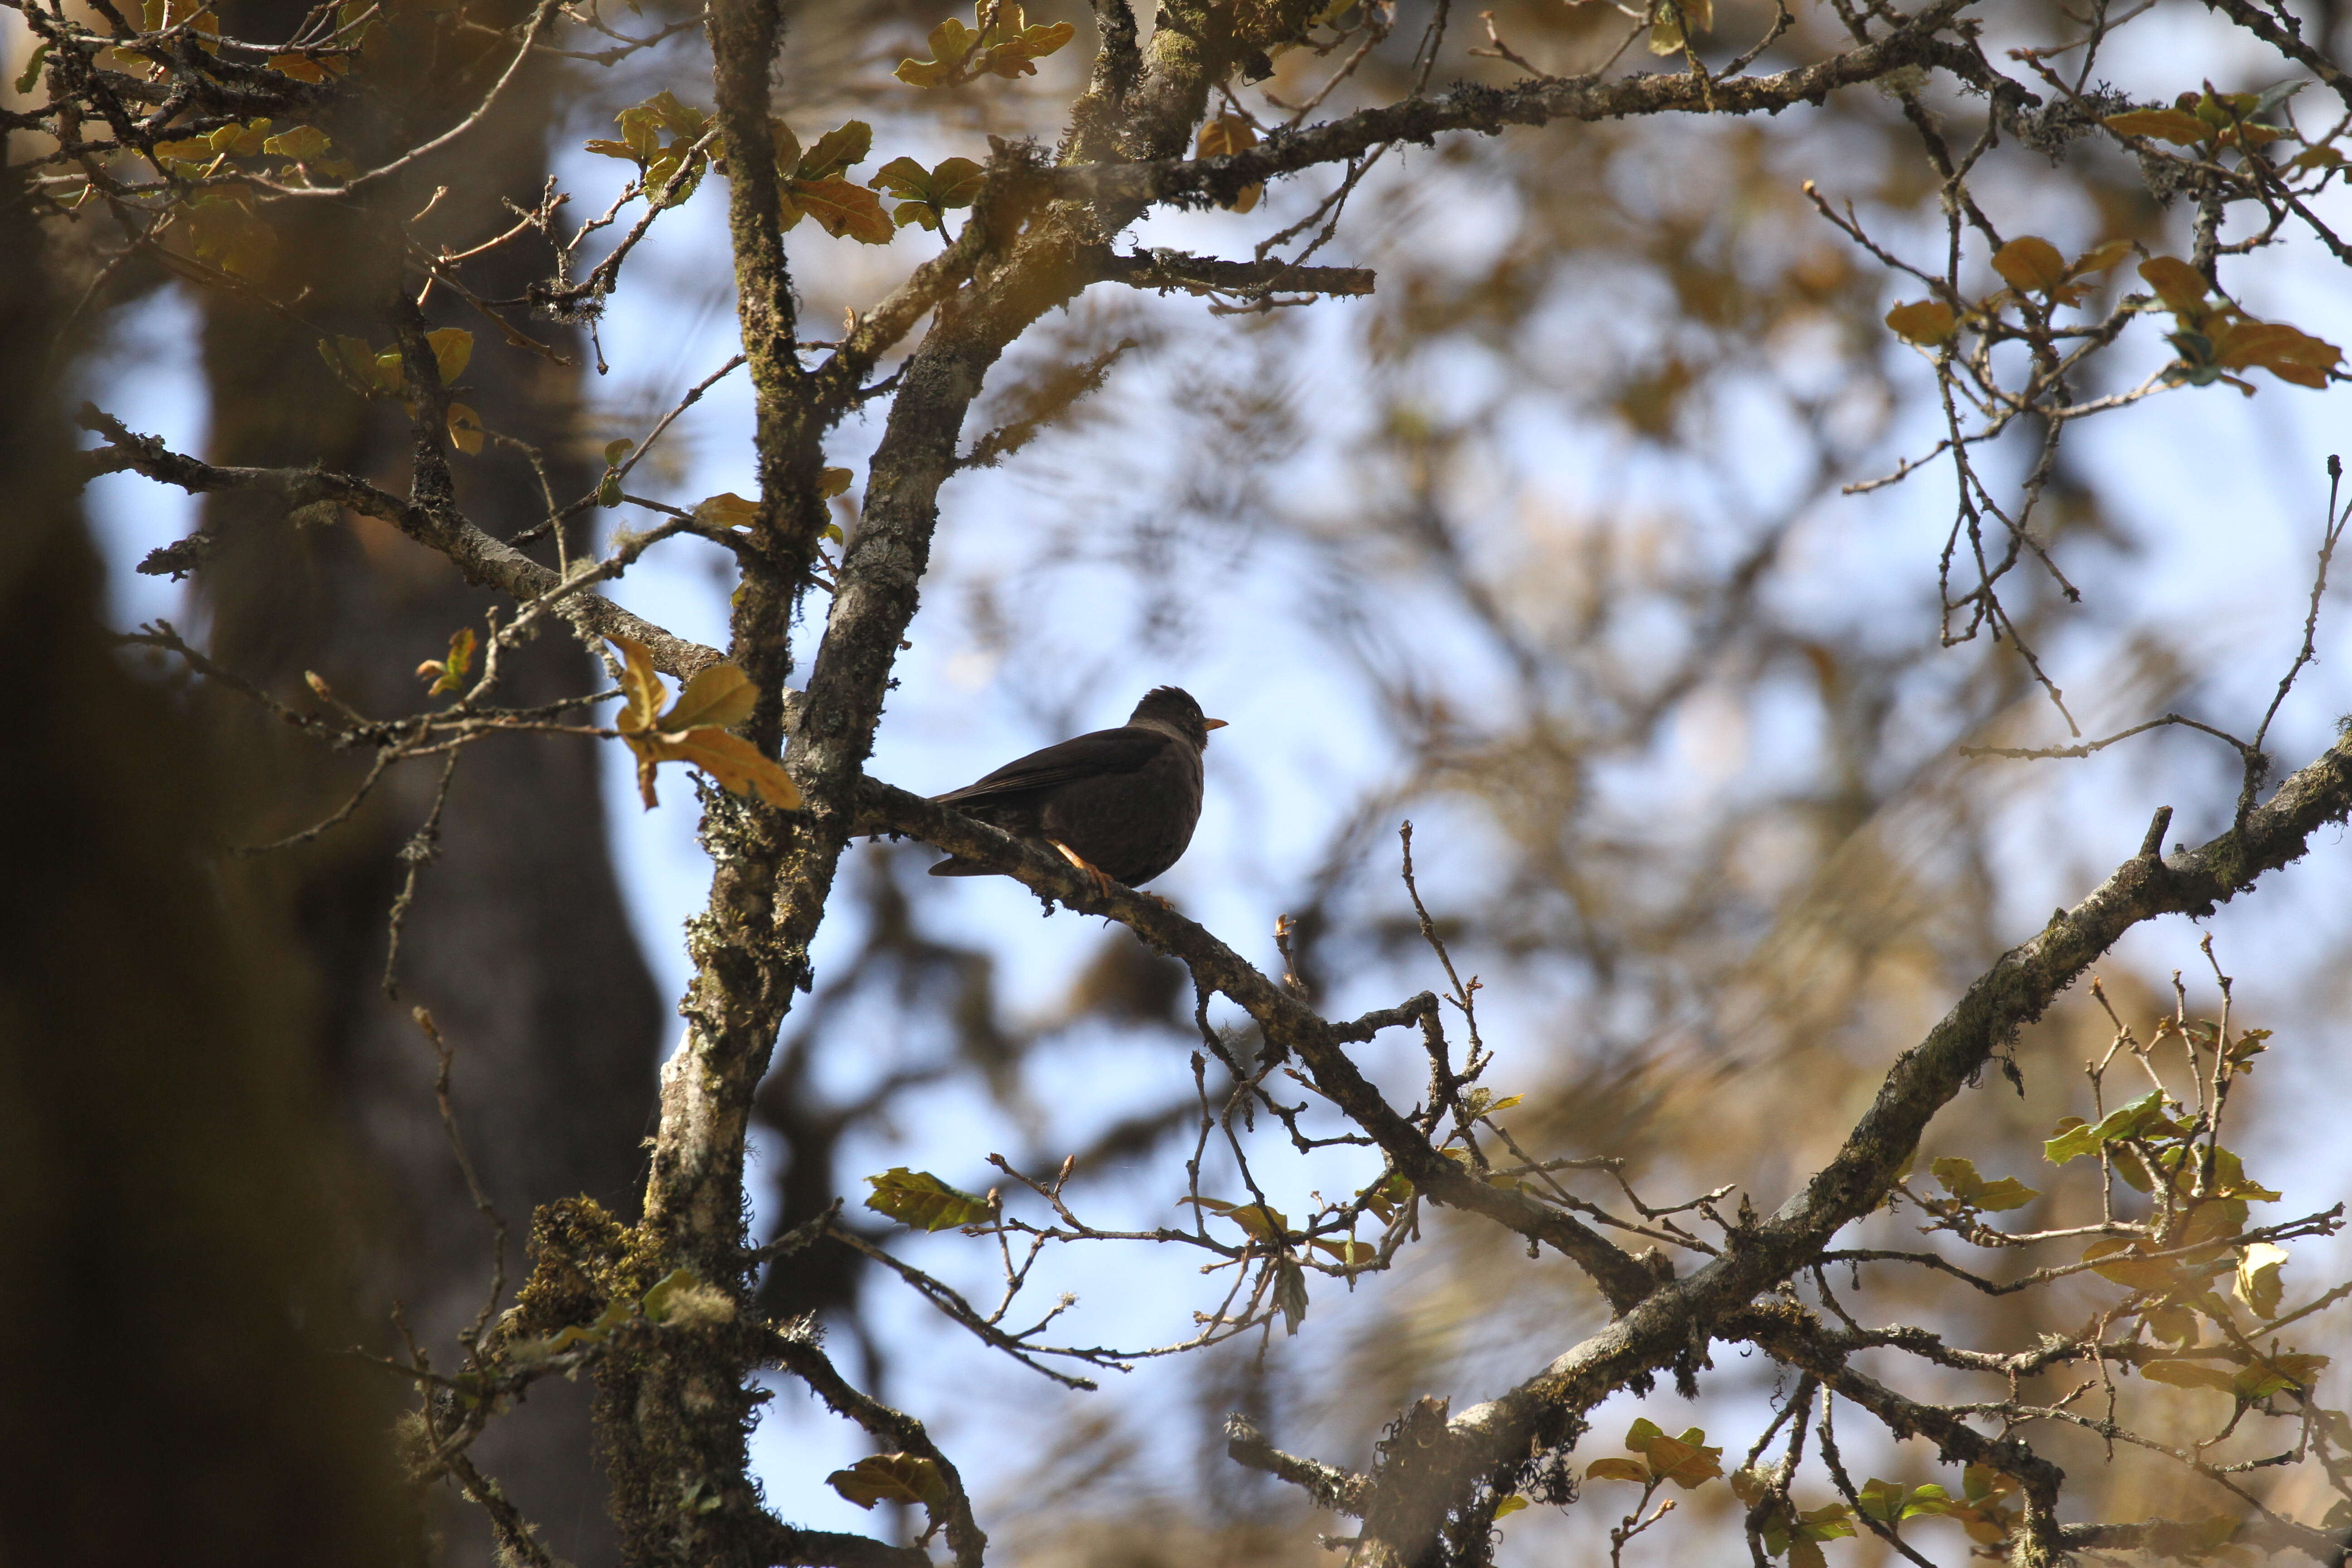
[[1131, 686, 1227, 751]]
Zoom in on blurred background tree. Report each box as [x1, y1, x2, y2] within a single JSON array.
[[12, 0, 2352, 1562]]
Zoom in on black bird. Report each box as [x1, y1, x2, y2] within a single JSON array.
[[928, 686, 1226, 893]]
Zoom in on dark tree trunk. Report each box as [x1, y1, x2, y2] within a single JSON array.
[[191, 6, 665, 1562]]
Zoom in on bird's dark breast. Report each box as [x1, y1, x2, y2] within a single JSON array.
[[1039, 744, 1204, 885]]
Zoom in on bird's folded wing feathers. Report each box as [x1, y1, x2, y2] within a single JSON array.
[[931, 726, 1167, 804]]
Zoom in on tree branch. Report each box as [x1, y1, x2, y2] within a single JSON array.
[[851, 777, 1661, 1312], [1044, 0, 2004, 216], [75, 406, 722, 676]]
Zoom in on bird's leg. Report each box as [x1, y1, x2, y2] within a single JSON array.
[[1049, 840, 1118, 901]]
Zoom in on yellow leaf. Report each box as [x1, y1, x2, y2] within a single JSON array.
[[1196, 114, 1263, 213], [2138, 256, 2210, 317], [820, 466, 853, 499], [446, 402, 483, 455], [268, 51, 328, 80], [422, 625, 476, 696], [2104, 107, 2214, 145], [1884, 299, 1956, 346], [2236, 1241, 2288, 1317], [648, 727, 800, 808], [608, 635, 666, 736], [426, 327, 472, 385], [2139, 1359, 2241, 1392], [1992, 235, 2067, 295], [260, 123, 330, 161], [695, 492, 762, 528], [1584, 1457, 1651, 1483], [828, 1451, 950, 1511], [863, 1167, 991, 1231], [1648, 0, 1709, 53], [1492, 1494, 1529, 1518], [661, 662, 757, 731]]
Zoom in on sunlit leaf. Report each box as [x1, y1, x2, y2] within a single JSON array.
[[1884, 299, 1956, 346], [1583, 1456, 1651, 1483], [864, 1167, 992, 1230], [1182, 1195, 1289, 1242], [260, 123, 331, 161], [416, 626, 476, 696], [2103, 107, 2213, 144], [1643, 1431, 1722, 1489], [2235, 1241, 2288, 1318], [445, 403, 484, 455], [696, 492, 761, 528], [827, 1452, 949, 1512], [1647, 0, 1711, 54], [662, 664, 756, 733], [1492, 1494, 1529, 1518], [794, 119, 872, 181]]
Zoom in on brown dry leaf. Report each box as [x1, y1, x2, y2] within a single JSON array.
[[1196, 114, 1263, 213], [695, 492, 761, 528], [2211, 318, 2342, 387], [1884, 299, 1956, 346], [1991, 236, 2067, 295], [2137, 256, 2210, 316]]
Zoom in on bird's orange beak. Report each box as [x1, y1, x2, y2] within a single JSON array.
[[1203, 717, 1229, 730]]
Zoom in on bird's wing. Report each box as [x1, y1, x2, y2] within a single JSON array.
[[933, 726, 1167, 805]]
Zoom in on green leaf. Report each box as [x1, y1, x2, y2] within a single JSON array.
[[1273, 1256, 1308, 1335], [1182, 1195, 1289, 1242], [1855, 1477, 1905, 1524], [260, 123, 331, 160], [418, 625, 475, 696], [638, 1266, 701, 1321], [896, 17, 978, 88], [794, 119, 872, 181], [16, 42, 51, 95], [1898, 1483, 1955, 1519], [864, 1167, 992, 1230], [1625, 1416, 1664, 1451], [426, 326, 472, 386], [871, 154, 985, 231], [603, 437, 636, 466], [2104, 106, 2215, 144], [1492, 1494, 1529, 1518], [2044, 1089, 2172, 1164]]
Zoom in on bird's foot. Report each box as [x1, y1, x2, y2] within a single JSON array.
[[1050, 841, 1119, 902]]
